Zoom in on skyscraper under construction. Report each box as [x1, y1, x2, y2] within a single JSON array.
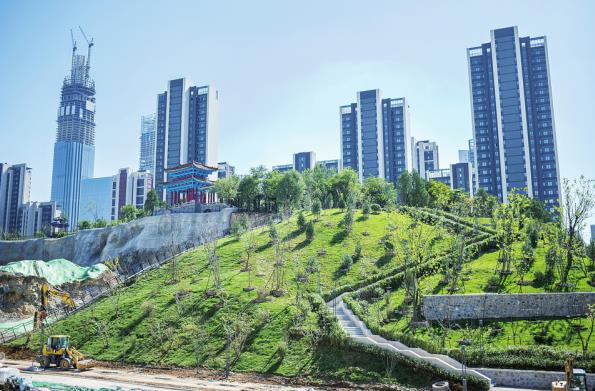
[[50, 29, 96, 229]]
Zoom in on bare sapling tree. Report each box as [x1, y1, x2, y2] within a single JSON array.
[[557, 177, 595, 290], [200, 227, 222, 297], [159, 213, 180, 283], [270, 235, 287, 297], [396, 221, 435, 323], [222, 314, 252, 378], [243, 227, 257, 292]]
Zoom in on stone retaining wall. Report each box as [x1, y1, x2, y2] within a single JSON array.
[[478, 367, 595, 389], [422, 292, 595, 321], [0, 209, 235, 267]]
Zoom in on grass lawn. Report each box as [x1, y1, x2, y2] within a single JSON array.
[[353, 240, 594, 355], [8, 209, 457, 387]]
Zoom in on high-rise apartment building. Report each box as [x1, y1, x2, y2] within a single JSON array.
[[0, 163, 32, 235], [318, 159, 340, 172], [155, 78, 219, 199], [18, 201, 59, 237], [50, 36, 96, 228], [427, 169, 451, 187], [139, 114, 156, 172], [468, 26, 560, 206], [413, 139, 439, 179], [272, 164, 293, 172], [340, 89, 412, 185], [450, 162, 474, 195], [458, 149, 469, 163], [111, 168, 153, 220], [217, 162, 235, 179], [293, 151, 316, 173]]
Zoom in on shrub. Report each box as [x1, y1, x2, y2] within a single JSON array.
[[140, 300, 155, 316], [485, 275, 500, 291], [362, 199, 371, 216], [532, 270, 546, 287], [297, 211, 306, 231], [276, 340, 288, 358], [353, 241, 362, 261], [305, 221, 314, 241], [370, 203, 382, 214], [340, 254, 353, 271]]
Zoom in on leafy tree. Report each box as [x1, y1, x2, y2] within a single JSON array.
[[427, 181, 453, 210], [341, 204, 354, 234], [472, 188, 498, 218], [276, 170, 305, 212], [237, 175, 260, 211], [213, 175, 240, 205], [77, 220, 92, 230], [329, 169, 359, 209], [297, 211, 306, 231], [362, 177, 396, 208], [361, 198, 371, 218], [494, 191, 530, 276], [311, 198, 322, 220], [268, 219, 279, 243], [397, 171, 429, 207], [144, 189, 160, 215], [120, 204, 140, 222], [93, 219, 108, 228], [263, 170, 283, 212], [527, 198, 552, 223], [516, 238, 535, 287], [305, 221, 314, 241]]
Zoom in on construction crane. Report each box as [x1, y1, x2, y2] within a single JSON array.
[[78, 26, 94, 80], [33, 283, 76, 330]]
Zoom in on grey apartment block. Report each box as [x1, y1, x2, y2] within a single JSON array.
[[468, 26, 560, 208]]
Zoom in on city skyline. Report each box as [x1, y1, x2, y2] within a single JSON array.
[[1, 2, 594, 207]]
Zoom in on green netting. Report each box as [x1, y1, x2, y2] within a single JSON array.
[[0, 317, 32, 330], [0, 259, 108, 286], [32, 381, 118, 391]]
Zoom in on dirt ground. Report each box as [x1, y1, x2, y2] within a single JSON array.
[[0, 346, 419, 390]]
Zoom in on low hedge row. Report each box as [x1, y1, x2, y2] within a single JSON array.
[[346, 340, 491, 391], [323, 235, 497, 301]]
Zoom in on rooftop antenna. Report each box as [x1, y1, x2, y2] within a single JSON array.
[[78, 26, 94, 80]]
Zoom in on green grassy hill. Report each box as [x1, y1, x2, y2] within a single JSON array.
[[9, 209, 461, 388], [9, 207, 591, 385]]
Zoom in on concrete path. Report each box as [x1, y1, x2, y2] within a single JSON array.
[[1, 360, 319, 391], [327, 295, 493, 384]]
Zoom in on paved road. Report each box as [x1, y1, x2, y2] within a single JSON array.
[[1, 360, 318, 391]]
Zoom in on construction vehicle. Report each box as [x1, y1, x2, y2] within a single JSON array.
[[33, 283, 76, 329], [552, 358, 588, 391], [35, 335, 93, 370]]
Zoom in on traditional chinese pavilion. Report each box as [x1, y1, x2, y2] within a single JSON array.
[[163, 162, 217, 206]]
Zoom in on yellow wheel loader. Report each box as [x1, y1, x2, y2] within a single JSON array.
[[35, 335, 93, 370]]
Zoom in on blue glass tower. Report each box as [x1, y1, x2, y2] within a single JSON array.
[[340, 89, 412, 186], [50, 36, 96, 229], [467, 26, 560, 207]]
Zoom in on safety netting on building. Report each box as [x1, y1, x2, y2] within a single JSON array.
[[0, 259, 108, 286]]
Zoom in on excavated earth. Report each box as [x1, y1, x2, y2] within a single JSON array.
[[0, 270, 117, 322]]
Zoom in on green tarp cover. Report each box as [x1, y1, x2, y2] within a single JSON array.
[[0, 259, 107, 286]]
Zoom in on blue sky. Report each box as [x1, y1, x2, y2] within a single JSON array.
[[1, 1, 594, 218]]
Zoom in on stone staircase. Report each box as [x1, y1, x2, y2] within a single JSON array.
[[328, 295, 492, 384]]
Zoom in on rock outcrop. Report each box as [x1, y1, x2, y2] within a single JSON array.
[[0, 209, 235, 268]]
